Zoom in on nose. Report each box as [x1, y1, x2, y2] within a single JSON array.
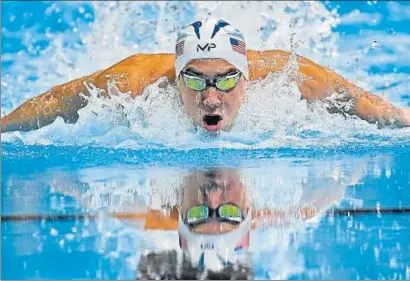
[[202, 87, 221, 111], [205, 189, 224, 209]]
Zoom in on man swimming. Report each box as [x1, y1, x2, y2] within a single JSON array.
[[138, 167, 343, 277], [46, 164, 352, 277], [1, 18, 410, 133]]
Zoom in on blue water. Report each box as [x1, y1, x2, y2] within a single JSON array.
[[2, 1, 410, 280], [2, 144, 410, 279]]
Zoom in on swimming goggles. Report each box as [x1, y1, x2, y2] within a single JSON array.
[[181, 71, 242, 92], [185, 203, 244, 227]]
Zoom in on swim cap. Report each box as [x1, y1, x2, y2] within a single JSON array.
[[175, 19, 249, 80], [177, 208, 252, 271]]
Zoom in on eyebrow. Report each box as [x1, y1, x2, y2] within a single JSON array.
[[184, 67, 238, 76]]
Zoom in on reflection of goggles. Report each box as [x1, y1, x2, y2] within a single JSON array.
[[185, 203, 244, 227], [181, 71, 242, 92], [178, 207, 252, 272]]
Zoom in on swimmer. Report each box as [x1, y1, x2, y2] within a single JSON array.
[[1, 18, 410, 133], [138, 167, 345, 277], [48, 166, 351, 277]]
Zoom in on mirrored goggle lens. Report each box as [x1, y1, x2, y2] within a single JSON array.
[[216, 73, 240, 91], [183, 75, 206, 91], [218, 204, 243, 223], [186, 205, 208, 224]]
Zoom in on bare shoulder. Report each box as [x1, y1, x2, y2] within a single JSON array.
[[247, 49, 333, 78], [93, 53, 177, 98], [247, 49, 293, 81], [247, 49, 325, 83]]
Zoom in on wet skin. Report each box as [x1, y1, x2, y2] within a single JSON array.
[[180, 169, 250, 234], [177, 59, 247, 132]]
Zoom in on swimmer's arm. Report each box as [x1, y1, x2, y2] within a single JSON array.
[[252, 208, 318, 228], [113, 208, 179, 230], [50, 180, 179, 229], [251, 184, 346, 227], [252, 200, 335, 228], [1, 72, 100, 133], [1, 53, 176, 133], [297, 56, 410, 127], [247, 50, 410, 128]]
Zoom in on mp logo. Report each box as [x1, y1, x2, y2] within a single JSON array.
[[197, 43, 216, 52]]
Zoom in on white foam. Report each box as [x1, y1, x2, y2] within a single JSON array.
[[2, 2, 409, 148]]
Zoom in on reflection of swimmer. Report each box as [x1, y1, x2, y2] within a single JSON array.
[[177, 169, 253, 271], [143, 167, 347, 229], [45, 165, 355, 278], [2, 18, 409, 133], [135, 167, 346, 278], [138, 168, 255, 279], [48, 166, 346, 276]]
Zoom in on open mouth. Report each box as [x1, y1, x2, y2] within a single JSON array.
[[202, 115, 223, 131]]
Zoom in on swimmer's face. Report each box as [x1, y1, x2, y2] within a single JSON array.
[[181, 169, 250, 234], [177, 59, 247, 132]]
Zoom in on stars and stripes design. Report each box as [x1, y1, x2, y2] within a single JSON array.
[[230, 38, 246, 56], [176, 40, 185, 57]]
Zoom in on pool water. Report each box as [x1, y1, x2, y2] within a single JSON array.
[[2, 143, 410, 279], [2, 1, 410, 280]]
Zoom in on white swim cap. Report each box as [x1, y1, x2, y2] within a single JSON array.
[[175, 19, 249, 80]]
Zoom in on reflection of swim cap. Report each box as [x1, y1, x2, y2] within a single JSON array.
[[178, 208, 252, 272], [175, 18, 249, 79]]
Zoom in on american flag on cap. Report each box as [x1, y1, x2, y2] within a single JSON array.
[[176, 40, 185, 57], [230, 38, 246, 56]]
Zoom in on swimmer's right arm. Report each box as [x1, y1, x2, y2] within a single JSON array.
[[1, 53, 176, 133], [1, 73, 100, 133]]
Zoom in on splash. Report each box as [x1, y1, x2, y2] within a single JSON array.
[[31, 154, 396, 279], [3, 60, 409, 149], [1, 1, 409, 148]]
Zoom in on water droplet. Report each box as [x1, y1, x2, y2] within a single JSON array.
[[390, 257, 398, 269], [371, 40, 379, 49], [65, 233, 75, 240], [59, 239, 65, 248], [50, 228, 59, 236]]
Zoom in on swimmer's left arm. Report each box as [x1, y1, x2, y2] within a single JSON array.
[[252, 207, 318, 228], [296, 55, 410, 128], [247, 50, 410, 128]]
